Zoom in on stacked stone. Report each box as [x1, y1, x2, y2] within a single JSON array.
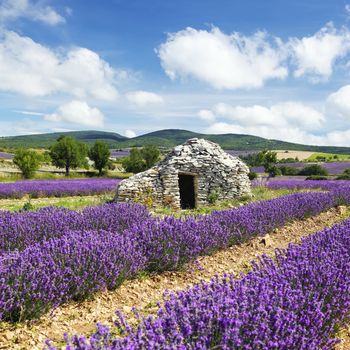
[[115, 138, 251, 209]]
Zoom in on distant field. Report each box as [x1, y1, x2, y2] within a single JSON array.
[[306, 152, 350, 162], [252, 161, 350, 175], [275, 150, 314, 160], [275, 150, 350, 161]]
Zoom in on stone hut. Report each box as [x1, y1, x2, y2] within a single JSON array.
[[115, 138, 251, 209]]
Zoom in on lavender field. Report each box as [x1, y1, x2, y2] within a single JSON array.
[[252, 161, 350, 175], [1, 185, 350, 322], [0, 178, 121, 199], [1, 178, 350, 349], [110, 150, 130, 158]]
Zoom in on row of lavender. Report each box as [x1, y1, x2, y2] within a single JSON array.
[[0, 178, 121, 198], [252, 161, 350, 174], [1, 188, 348, 321], [50, 218, 350, 349]]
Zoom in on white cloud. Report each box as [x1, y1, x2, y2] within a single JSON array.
[[326, 84, 350, 119], [44, 100, 104, 128], [14, 110, 45, 116], [200, 89, 350, 146], [126, 90, 164, 106], [0, 0, 65, 26], [289, 23, 350, 81], [210, 101, 324, 130], [205, 122, 350, 147], [124, 129, 136, 138], [157, 24, 350, 88], [0, 31, 120, 101], [346, 4, 350, 14], [198, 109, 216, 122], [206, 122, 321, 145], [157, 27, 288, 89]]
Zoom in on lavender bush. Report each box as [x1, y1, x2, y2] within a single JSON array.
[[0, 230, 145, 321], [50, 219, 350, 349], [0, 203, 151, 254], [0, 178, 121, 199], [0, 190, 346, 321]]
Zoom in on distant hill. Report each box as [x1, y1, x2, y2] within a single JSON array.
[[1, 129, 350, 155], [0, 130, 127, 149]]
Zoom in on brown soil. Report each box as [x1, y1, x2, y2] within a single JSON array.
[[0, 207, 348, 350]]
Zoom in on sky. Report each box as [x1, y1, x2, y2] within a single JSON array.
[[1, 0, 350, 146]]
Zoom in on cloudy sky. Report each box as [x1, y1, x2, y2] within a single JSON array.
[[1, 0, 350, 146]]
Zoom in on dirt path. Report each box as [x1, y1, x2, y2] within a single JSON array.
[[0, 207, 349, 349]]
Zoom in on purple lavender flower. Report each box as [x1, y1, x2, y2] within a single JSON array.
[[0, 178, 121, 199], [51, 219, 350, 349]]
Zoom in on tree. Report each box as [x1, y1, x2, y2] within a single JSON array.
[[141, 145, 160, 168], [50, 136, 88, 176], [13, 149, 41, 179], [121, 145, 161, 173], [260, 150, 277, 172], [241, 150, 277, 170], [122, 148, 146, 173], [89, 141, 111, 175]]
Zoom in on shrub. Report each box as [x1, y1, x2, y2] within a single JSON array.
[[13, 149, 41, 179], [278, 165, 299, 176], [207, 188, 220, 204], [298, 164, 328, 176], [305, 175, 328, 180]]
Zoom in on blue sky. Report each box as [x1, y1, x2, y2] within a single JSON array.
[[1, 0, 350, 146]]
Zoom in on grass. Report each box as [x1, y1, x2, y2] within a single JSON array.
[[0, 194, 114, 211], [306, 152, 350, 162], [152, 187, 306, 217]]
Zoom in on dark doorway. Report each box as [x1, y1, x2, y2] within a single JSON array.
[[178, 174, 196, 209]]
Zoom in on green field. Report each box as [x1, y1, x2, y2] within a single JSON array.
[[0, 194, 113, 211], [306, 152, 350, 162]]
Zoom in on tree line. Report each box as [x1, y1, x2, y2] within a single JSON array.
[[13, 136, 160, 179]]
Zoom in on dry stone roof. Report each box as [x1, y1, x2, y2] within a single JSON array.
[[116, 138, 251, 209]]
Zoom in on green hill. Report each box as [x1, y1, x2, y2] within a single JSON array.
[[1, 129, 350, 154], [0, 130, 127, 149], [121, 129, 350, 154]]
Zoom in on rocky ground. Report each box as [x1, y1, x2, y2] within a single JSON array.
[[0, 207, 348, 349]]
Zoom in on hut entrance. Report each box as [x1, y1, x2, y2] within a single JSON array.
[[178, 174, 196, 209]]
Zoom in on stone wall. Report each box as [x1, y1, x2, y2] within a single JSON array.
[[115, 138, 251, 209]]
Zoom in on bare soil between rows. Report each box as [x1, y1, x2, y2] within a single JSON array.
[[0, 207, 349, 350]]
